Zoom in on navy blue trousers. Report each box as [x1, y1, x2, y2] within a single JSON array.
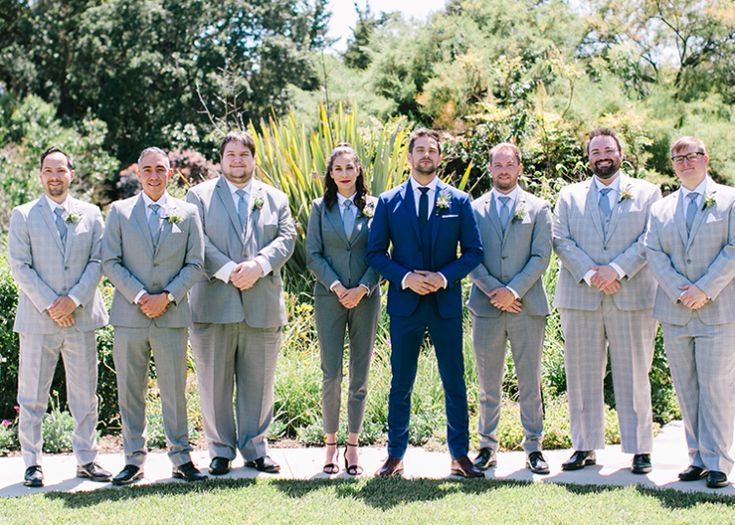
[[387, 296, 469, 459]]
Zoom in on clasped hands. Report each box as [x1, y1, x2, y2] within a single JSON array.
[[229, 260, 263, 291], [679, 284, 708, 310], [139, 292, 171, 319], [332, 283, 368, 309], [487, 287, 522, 313], [47, 296, 77, 327], [590, 265, 621, 295], [404, 270, 445, 296]]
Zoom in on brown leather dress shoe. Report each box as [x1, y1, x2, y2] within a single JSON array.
[[376, 456, 404, 477], [450, 455, 485, 478]]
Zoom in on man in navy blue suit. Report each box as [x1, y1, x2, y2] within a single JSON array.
[[367, 128, 484, 478]]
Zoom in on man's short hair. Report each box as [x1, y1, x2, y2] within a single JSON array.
[[670, 136, 707, 157], [219, 130, 256, 158], [40, 147, 74, 170], [137, 146, 171, 168], [585, 128, 622, 155], [408, 128, 442, 154], [489, 142, 521, 165]]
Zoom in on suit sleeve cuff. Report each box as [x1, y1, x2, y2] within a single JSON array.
[[329, 280, 341, 292], [438, 272, 448, 289], [583, 269, 595, 287], [609, 263, 626, 279], [506, 286, 519, 299], [133, 289, 147, 304], [214, 261, 237, 283], [255, 256, 272, 276]]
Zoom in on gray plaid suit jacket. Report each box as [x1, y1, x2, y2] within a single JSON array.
[[468, 188, 552, 318], [8, 196, 108, 334], [644, 177, 735, 325], [186, 177, 296, 328], [102, 194, 204, 328], [552, 173, 661, 311]]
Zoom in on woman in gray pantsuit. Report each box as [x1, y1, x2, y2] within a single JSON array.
[[306, 144, 381, 476]]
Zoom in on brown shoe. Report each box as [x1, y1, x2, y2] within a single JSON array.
[[450, 455, 485, 478], [376, 456, 404, 477]]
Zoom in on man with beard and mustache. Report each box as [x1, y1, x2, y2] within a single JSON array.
[[467, 143, 552, 474], [186, 131, 295, 476], [553, 128, 661, 474], [367, 128, 484, 478]]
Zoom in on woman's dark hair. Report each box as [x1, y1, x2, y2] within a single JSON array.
[[323, 143, 369, 211]]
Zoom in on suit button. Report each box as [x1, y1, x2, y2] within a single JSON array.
[[603, 247, 607, 251], [64, 266, 69, 270], [501, 256, 508, 260], [687, 259, 691, 263], [347, 248, 351, 252], [153, 263, 158, 267]]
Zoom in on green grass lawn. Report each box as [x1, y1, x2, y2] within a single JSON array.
[[2, 478, 735, 524]]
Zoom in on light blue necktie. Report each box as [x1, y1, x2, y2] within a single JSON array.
[[686, 192, 699, 233], [599, 188, 612, 219], [498, 196, 510, 231], [148, 203, 161, 246], [342, 199, 355, 238], [53, 207, 67, 245], [236, 189, 248, 230]]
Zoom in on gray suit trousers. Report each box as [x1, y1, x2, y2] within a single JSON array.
[[113, 326, 192, 467], [315, 291, 380, 434], [472, 312, 545, 453], [560, 298, 656, 453], [662, 319, 735, 474], [17, 331, 99, 467], [191, 321, 281, 461]]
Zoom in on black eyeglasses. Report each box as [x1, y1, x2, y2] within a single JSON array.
[[671, 152, 705, 164]]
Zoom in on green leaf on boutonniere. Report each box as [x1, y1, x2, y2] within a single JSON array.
[[252, 196, 264, 211]]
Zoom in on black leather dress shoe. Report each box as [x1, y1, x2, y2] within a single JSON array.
[[173, 461, 208, 482], [376, 456, 404, 477], [678, 465, 709, 481], [77, 462, 113, 482], [706, 470, 728, 489], [631, 454, 652, 474], [208, 457, 232, 476], [526, 451, 550, 474], [23, 465, 43, 487], [450, 455, 485, 478], [561, 450, 596, 471], [112, 465, 144, 486], [244, 456, 280, 473], [473, 448, 497, 470]]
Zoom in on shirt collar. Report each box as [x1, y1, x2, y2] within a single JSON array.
[[44, 195, 70, 213], [141, 191, 170, 209], [337, 192, 357, 206], [593, 173, 621, 194], [680, 177, 708, 200], [225, 177, 253, 196], [491, 185, 519, 204], [410, 176, 439, 194]]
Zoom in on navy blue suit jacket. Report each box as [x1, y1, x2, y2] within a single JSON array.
[[367, 179, 483, 318]]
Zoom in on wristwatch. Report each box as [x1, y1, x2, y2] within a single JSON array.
[[164, 290, 175, 303]]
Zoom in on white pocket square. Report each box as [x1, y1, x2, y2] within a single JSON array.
[[171, 223, 182, 233], [441, 214, 459, 218]]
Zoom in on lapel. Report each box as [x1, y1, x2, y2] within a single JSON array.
[[349, 198, 371, 245], [36, 198, 65, 255], [485, 193, 504, 242], [154, 200, 179, 258], [672, 190, 689, 248], [325, 198, 350, 245], [131, 195, 155, 257], [243, 180, 265, 250], [62, 198, 82, 263], [397, 180, 421, 243], [583, 180, 605, 239], [604, 174, 630, 240], [687, 178, 716, 252], [429, 180, 446, 254], [215, 176, 244, 239], [502, 189, 526, 247]]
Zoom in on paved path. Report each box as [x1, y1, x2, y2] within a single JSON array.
[[1, 421, 733, 498]]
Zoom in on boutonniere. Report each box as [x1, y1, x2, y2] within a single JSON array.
[[252, 196, 264, 212], [65, 212, 81, 224], [360, 201, 375, 218], [165, 213, 182, 224], [435, 189, 452, 215], [703, 194, 716, 209], [512, 205, 526, 222], [618, 189, 632, 203]]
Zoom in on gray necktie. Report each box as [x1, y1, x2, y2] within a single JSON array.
[[599, 188, 612, 219], [53, 207, 67, 245], [343, 199, 355, 238], [236, 189, 248, 230], [686, 192, 699, 233], [498, 196, 511, 231], [148, 203, 161, 245]]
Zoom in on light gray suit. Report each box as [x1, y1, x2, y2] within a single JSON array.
[[187, 176, 296, 461], [102, 194, 204, 467], [644, 177, 735, 473], [8, 196, 107, 468], [306, 196, 381, 434], [553, 173, 661, 453], [468, 188, 552, 453]]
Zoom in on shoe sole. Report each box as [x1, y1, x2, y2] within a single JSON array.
[[245, 465, 280, 473], [111, 474, 143, 486], [561, 459, 596, 471], [172, 472, 207, 482], [474, 462, 497, 471], [631, 467, 652, 475], [679, 470, 709, 482], [450, 469, 485, 478], [208, 469, 231, 476], [377, 469, 404, 477], [706, 481, 728, 488], [23, 480, 43, 488], [527, 465, 550, 475], [77, 473, 112, 483]]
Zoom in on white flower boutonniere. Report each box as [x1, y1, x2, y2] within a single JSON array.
[[512, 205, 526, 222], [435, 189, 452, 215], [361, 201, 375, 218], [703, 194, 716, 209], [619, 189, 632, 203], [165, 214, 182, 224], [65, 212, 81, 224], [252, 196, 264, 212]]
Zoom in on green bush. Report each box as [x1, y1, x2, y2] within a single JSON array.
[[41, 393, 74, 454], [0, 420, 17, 455]]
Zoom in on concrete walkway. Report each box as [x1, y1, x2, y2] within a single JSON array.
[[1, 421, 733, 498]]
